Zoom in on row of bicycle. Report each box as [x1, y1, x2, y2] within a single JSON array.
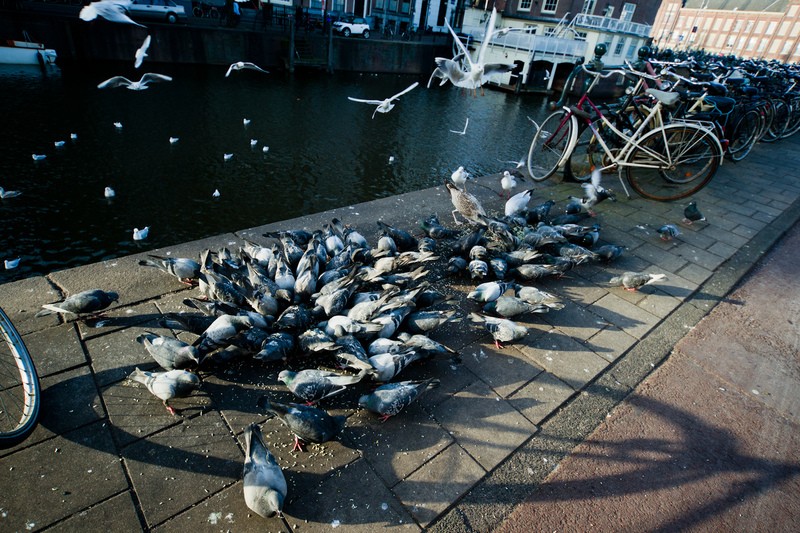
[[526, 54, 800, 202]]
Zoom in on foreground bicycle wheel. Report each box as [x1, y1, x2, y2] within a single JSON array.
[[727, 108, 761, 162], [625, 124, 722, 201], [0, 307, 40, 447], [527, 110, 575, 181]]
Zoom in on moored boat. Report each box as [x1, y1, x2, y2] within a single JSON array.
[[0, 39, 57, 66]]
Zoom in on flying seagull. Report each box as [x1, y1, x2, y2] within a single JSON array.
[[347, 81, 419, 118], [225, 61, 269, 77], [80, 0, 146, 28], [134, 34, 151, 69], [97, 73, 172, 90]]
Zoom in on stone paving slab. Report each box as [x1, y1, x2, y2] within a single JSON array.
[[1, 134, 799, 531]]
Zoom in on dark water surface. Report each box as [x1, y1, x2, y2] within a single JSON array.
[[1, 62, 552, 283]]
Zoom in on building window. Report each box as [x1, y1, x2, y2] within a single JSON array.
[[782, 41, 792, 54], [400, 0, 410, 14], [625, 40, 637, 58], [614, 37, 626, 55], [581, 0, 595, 14], [575, 31, 587, 41], [620, 3, 635, 22], [603, 5, 614, 17], [519, 0, 532, 12], [542, 0, 558, 14], [544, 27, 556, 36]]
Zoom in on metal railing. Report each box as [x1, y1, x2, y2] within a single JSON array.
[[573, 13, 651, 38]]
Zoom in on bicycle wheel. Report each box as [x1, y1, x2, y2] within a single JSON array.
[[780, 97, 800, 138], [625, 124, 722, 201], [762, 99, 789, 142], [0, 307, 40, 447], [527, 110, 575, 182], [727, 108, 761, 162]]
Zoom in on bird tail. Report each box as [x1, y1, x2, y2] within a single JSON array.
[[468, 312, 486, 324]]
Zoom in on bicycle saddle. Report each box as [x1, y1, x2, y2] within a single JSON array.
[[704, 96, 736, 114], [645, 89, 680, 108]]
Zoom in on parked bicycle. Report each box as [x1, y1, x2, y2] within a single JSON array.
[[527, 64, 724, 202], [0, 306, 40, 447]]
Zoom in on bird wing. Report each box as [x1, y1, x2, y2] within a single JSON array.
[[140, 73, 173, 85], [445, 19, 475, 69], [97, 76, 132, 89], [389, 81, 419, 101], [477, 7, 498, 65], [482, 63, 514, 82], [347, 97, 384, 105], [139, 34, 151, 53], [242, 62, 269, 74]]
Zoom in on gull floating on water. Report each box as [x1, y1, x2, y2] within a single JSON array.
[[70, 133, 78, 140], [388, 155, 395, 164], [212, 189, 220, 197], [32, 154, 46, 161], [225, 61, 269, 77], [133, 226, 149, 241], [4, 258, 20, 270], [169, 136, 179, 144], [114, 122, 123, 129], [97, 73, 172, 90], [134, 34, 150, 69], [449, 117, 469, 135], [1, 187, 22, 199], [80, 0, 146, 28], [250, 139, 258, 147], [347, 81, 419, 118], [262, 146, 269, 153], [224, 153, 233, 161], [54, 140, 66, 148], [104, 186, 116, 198], [243, 118, 251, 127]]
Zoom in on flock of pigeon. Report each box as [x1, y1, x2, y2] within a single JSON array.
[[14, 0, 708, 520]]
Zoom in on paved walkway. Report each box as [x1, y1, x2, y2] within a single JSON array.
[[1, 135, 799, 532]]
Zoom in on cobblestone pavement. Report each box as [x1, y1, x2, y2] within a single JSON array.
[[1, 135, 799, 532]]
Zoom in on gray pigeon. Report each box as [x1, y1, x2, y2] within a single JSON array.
[[136, 332, 201, 370], [403, 309, 460, 334], [609, 271, 668, 291], [129, 367, 201, 415], [467, 281, 516, 303], [469, 312, 528, 349], [358, 378, 440, 421], [278, 369, 364, 404], [257, 397, 347, 452], [192, 314, 257, 356], [657, 224, 681, 241], [243, 423, 287, 518], [36, 289, 119, 318], [368, 349, 427, 382], [254, 332, 295, 362], [515, 286, 565, 310], [683, 201, 706, 224], [138, 255, 200, 283], [483, 296, 551, 318]]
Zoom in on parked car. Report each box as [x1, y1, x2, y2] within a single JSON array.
[[127, 0, 188, 24], [333, 16, 370, 38]]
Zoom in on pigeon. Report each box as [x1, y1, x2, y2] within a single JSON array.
[[35, 289, 119, 318], [593, 244, 625, 262], [79, 0, 146, 27], [683, 201, 706, 225], [104, 186, 115, 198], [469, 312, 528, 349], [133, 226, 149, 241], [4, 258, 21, 270], [257, 397, 347, 452], [225, 61, 269, 77], [0, 187, 22, 199], [278, 369, 364, 404], [137, 255, 200, 283], [358, 378, 440, 421], [243, 423, 287, 518], [134, 34, 150, 68], [446, 181, 486, 225], [368, 350, 427, 382], [193, 314, 257, 356], [527, 199, 555, 225], [483, 296, 552, 318], [657, 224, 681, 241], [254, 332, 295, 362], [136, 332, 202, 370], [376, 220, 418, 251], [569, 169, 615, 215], [420, 213, 459, 239], [347, 81, 419, 119], [467, 281, 516, 303], [515, 286, 564, 309], [129, 368, 201, 415], [97, 73, 172, 90], [609, 271, 668, 291]]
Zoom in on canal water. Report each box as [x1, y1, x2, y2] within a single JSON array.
[[0, 62, 552, 283]]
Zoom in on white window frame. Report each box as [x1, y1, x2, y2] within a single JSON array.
[[614, 36, 626, 55], [518, 0, 532, 12], [542, 0, 558, 14], [620, 3, 635, 22], [581, 0, 596, 15], [603, 5, 614, 17]]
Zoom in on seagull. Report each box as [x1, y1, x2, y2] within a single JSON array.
[[134, 34, 151, 69], [54, 140, 66, 148], [505, 188, 533, 217], [70, 133, 78, 140], [500, 170, 524, 198], [97, 73, 172, 90], [224, 153, 233, 161], [212, 189, 220, 197], [104, 186, 115, 198], [0, 187, 22, 199], [250, 139, 258, 147], [79, 0, 146, 28], [133, 226, 149, 241], [388, 155, 395, 164], [427, 52, 468, 89], [347, 81, 419, 119], [450, 166, 471, 190], [446, 181, 486, 225], [32, 154, 46, 161], [225, 61, 269, 77], [114, 122, 123, 129], [242, 118, 251, 126], [4, 258, 20, 270], [169, 136, 179, 144], [449, 117, 469, 135], [262, 146, 269, 153]]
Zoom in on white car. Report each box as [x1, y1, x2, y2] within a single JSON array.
[[127, 0, 188, 24], [333, 17, 370, 38]]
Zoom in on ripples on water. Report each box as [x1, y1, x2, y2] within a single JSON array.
[[0, 62, 552, 283]]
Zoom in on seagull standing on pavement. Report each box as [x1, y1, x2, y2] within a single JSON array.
[[347, 82, 419, 119]]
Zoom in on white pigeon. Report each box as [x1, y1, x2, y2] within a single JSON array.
[[225, 61, 269, 77], [169, 136, 179, 144], [224, 153, 233, 161], [347, 81, 419, 119], [79, 0, 146, 28], [134, 34, 151, 68], [4, 258, 20, 270], [32, 154, 46, 161], [97, 73, 172, 90], [0, 187, 22, 199], [104, 186, 116, 198], [133, 226, 149, 241]]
